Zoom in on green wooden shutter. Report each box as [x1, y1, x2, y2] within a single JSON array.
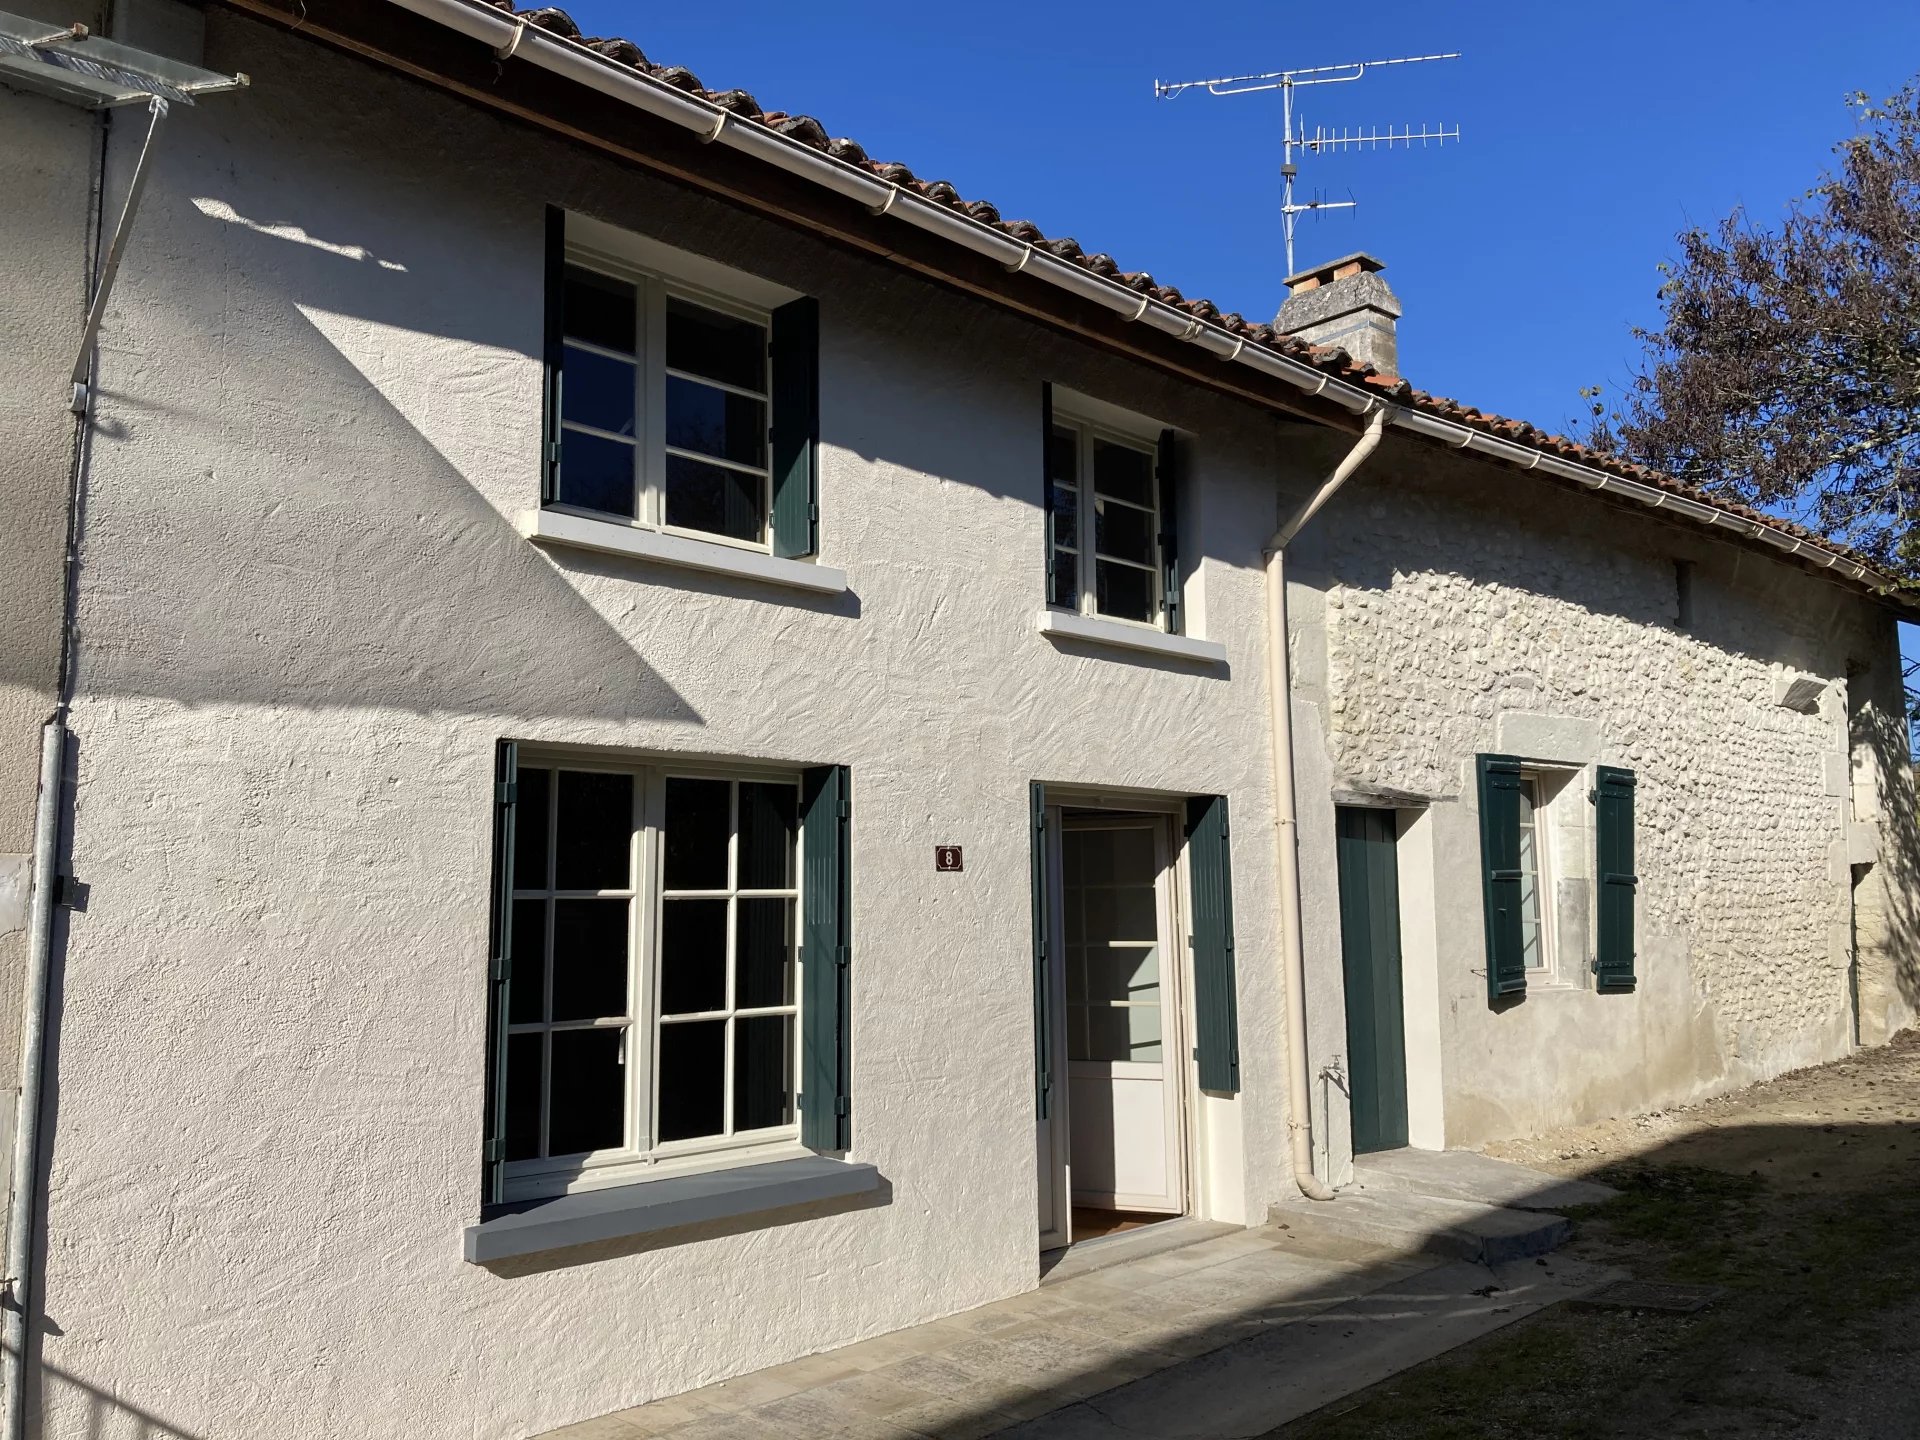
[[1041, 383, 1056, 600], [540, 206, 565, 507], [1030, 782, 1053, 1119], [1156, 427, 1181, 634], [483, 740, 519, 1207], [1186, 793, 1241, 1094], [770, 297, 821, 559], [1594, 766, 1638, 992], [1477, 753, 1529, 1003], [800, 764, 851, 1149]]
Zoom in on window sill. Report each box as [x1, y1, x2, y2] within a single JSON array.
[[464, 1155, 881, 1263], [522, 509, 849, 596], [1036, 609, 1228, 666]]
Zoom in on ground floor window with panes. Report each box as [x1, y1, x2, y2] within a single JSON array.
[[502, 760, 802, 1199]]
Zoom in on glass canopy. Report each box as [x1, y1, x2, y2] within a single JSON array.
[[0, 8, 246, 109]]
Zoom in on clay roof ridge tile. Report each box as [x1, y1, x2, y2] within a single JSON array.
[[491, 3, 1886, 580], [520, 6, 580, 40]]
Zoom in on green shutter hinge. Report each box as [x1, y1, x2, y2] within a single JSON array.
[[544, 441, 561, 465], [488, 955, 511, 983], [809, 502, 821, 522], [836, 944, 849, 969], [496, 781, 517, 805], [483, 1139, 504, 1162], [834, 1096, 850, 1117]]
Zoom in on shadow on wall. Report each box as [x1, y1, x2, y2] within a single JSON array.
[[0, 169, 703, 728], [14, 1350, 206, 1440], [1853, 688, 1920, 1021], [472, 1110, 1920, 1437]]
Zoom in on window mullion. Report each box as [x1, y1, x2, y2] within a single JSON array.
[[1077, 423, 1095, 615], [723, 782, 740, 1138], [540, 774, 559, 1160], [642, 281, 667, 528]]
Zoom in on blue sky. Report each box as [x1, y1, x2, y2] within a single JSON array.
[[568, 1, 1920, 685], [566, 1, 1920, 434]]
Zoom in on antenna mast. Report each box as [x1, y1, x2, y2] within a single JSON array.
[[1154, 52, 1461, 276]]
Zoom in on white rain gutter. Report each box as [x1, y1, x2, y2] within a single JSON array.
[[385, 0, 1893, 593], [1265, 406, 1388, 1201]]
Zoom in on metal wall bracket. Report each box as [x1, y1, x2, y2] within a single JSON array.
[[70, 93, 167, 415]]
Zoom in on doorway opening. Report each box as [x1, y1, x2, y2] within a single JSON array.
[[1037, 804, 1190, 1253]]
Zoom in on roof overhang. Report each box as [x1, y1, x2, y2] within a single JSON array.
[[215, 0, 1916, 614]]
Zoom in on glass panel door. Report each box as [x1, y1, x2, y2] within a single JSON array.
[[1062, 816, 1181, 1215]]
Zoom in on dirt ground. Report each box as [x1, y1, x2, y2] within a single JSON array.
[[1272, 1030, 1920, 1439]]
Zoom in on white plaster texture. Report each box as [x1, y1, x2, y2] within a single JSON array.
[[0, 0, 104, 1128], [10, 9, 1919, 1438], [29, 15, 1295, 1439], [1288, 438, 1920, 1147]]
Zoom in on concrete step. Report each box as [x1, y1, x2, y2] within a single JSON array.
[[1350, 1147, 1617, 1213], [1268, 1188, 1571, 1266]]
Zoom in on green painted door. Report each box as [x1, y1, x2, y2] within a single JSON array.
[[1336, 807, 1409, 1154]]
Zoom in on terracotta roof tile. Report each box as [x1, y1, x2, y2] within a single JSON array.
[[480, 3, 1886, 586]]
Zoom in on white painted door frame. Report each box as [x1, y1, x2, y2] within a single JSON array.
[[1038, 798, 1191, 1250]]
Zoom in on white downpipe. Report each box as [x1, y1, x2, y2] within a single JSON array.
[[376, 0, 1887, 587], [4, 722, 64, 1440], [381, 0, 1892, 588], [1265, 407, 1388, 1201]]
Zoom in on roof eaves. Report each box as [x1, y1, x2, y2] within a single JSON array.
[[303, 0, 1906, 604]]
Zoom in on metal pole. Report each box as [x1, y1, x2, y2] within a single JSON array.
[[69, 94, 168, 415], [3, 722, 66, 1440], [1281, 76, 1295, 276]]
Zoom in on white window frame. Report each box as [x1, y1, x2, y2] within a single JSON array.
[[1048, 408, 1167, 632], [549, 217, 801, 557], [1515, 772, 1556, 975], [504, 751, 807, 1202]]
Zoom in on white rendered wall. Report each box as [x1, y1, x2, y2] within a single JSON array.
[[0, 0, 104, 1180], [30, 14, 1294, 1439], [21, 10, 1920, 1437]]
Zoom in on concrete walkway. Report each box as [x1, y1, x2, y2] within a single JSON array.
[[544, 1216, 1616, 1440]]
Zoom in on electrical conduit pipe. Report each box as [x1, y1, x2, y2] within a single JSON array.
[[1265, 405, 1388, 1201], [4, 722, 64, 1440]]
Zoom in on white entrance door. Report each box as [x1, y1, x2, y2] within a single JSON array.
[[1061, 816, 1181, 1215]]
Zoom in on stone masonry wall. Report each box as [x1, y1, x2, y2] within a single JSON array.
[[1289, 439, 1908, 1146]]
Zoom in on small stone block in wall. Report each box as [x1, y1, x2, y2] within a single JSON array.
[[1774, 672, 1827, 714]]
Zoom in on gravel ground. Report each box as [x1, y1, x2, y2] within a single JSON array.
[[1268, 1031, 1920, 1439]]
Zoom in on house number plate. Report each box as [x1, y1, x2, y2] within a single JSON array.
[[935, 846, 964, 872]]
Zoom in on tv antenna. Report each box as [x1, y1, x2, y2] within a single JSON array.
[[1154, 53, 1461, 276]]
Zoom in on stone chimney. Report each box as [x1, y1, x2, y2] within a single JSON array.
[[1274, 251, 1402, 375]]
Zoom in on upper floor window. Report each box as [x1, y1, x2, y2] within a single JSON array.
[[542, 209, 820, 559], [1044, 388, 1180, 632]]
